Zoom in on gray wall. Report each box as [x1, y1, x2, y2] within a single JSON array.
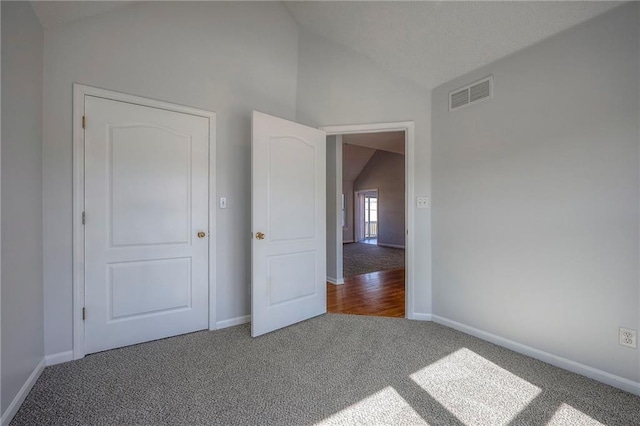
[[432, 3, 640, 381], [342, 180, 354, 242], [1, 1, 44, 414], [326, 135, 343, 282], [296, 29, 432, 316], [42, 1, 299, 357], [354, 151, 405, 247]]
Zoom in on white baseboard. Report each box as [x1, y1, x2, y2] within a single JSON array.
[[45, 350, 74, 366], [327, 276, 344, 285], [409, 312, 432, 321], [1, 358, 45, 426], [377, 243, 405, 249], [216, 315, 251, 329], [431, 315, 640, 397]]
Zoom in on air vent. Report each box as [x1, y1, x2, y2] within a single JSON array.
[[449, 75, 493, 111], [470, 79, 491, 102], [450, 89, 469, 109]]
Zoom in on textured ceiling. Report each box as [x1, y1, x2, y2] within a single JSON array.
[[31, 1, 135, 29], [30, 1, 622, 90], [284, 1, 622, 89]]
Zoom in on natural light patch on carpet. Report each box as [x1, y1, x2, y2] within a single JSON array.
[[546, 403, 604, 425], [410, 348, 540, 426], [316, 386, 429, 425]]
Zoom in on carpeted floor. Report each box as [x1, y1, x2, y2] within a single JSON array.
[[11, 314, 640, 425], [343, 242, 405, 277]]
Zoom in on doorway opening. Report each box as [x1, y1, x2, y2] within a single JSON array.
[[322, 122, 414, 319]]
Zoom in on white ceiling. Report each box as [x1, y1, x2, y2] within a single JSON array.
[[30, 1, 622, 90], [284, 1, 622, 89], [31, 1, 135, 29]]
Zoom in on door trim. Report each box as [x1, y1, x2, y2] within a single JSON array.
[[72, 84, 217, 360], [320, 121, 416, 319]]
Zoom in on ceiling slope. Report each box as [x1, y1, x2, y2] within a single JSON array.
[[343, 144, 376, 182], [284, 1, 622, 89], [30, 1, 622, 90], [343, 131, 405, 155], [30, 1, 135, 29]]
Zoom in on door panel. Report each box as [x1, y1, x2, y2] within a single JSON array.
[[252, 111, 326, 337], [84, 96, 209, 354], [267, 251, 317, 305], [108, 258, 191, 320], [109, 125, 191, 246], [268, 136, 316, 241]]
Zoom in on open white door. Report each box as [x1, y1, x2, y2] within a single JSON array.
[[251, 111, 326, 337]]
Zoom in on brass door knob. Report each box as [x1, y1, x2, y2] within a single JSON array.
[[197, 231, 206, 238], [256, 232, 265, 240]]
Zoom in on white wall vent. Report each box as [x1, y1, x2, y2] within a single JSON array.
[[450, 88, 469, 109], [449, 75, 493, 111]]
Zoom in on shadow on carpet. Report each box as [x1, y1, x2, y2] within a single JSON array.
[[343, 242, 404, 277], [11, 314, 640, 425]]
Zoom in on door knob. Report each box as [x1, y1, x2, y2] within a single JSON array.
[[256, 232, 265, 240], [197, 231, 206, 238]]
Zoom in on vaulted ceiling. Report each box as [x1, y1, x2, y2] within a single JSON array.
[[343, 132, 405, 155], [284, 1, 621, 89], [342, 131, 405, 181], [31, 1, 622, 90], [30, 1, 134, 29], [343, 144, 376, 182]]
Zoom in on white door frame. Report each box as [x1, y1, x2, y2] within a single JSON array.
[[326, 135, 344, 285], [320, 121, 415, 319], [72, 84, 217, 360]]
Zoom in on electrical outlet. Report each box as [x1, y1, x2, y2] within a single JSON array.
[[619, 327, 637, 349], [416, 196, 429, 209]]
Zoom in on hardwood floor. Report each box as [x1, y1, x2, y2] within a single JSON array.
[[327, 268, 405, 318]]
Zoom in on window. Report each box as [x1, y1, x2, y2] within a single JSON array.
[[364, 195, 377, 238], [342, 193, 346, 228]]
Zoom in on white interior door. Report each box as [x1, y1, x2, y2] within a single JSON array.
[[84, 96, 210, 354], [251, 111, 326, 337]]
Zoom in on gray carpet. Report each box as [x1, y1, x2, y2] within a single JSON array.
[[12, 314, 640, 426], [343, 243, 405, 277]]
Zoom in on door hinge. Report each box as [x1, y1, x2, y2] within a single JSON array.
[[82, 116, 86, 129], [82, 307, 86, 321], [82, 211, 86, 225]]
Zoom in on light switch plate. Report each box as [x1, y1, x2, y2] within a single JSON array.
[[219, 197, 227, 209], [416, 196, 429, 209]]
